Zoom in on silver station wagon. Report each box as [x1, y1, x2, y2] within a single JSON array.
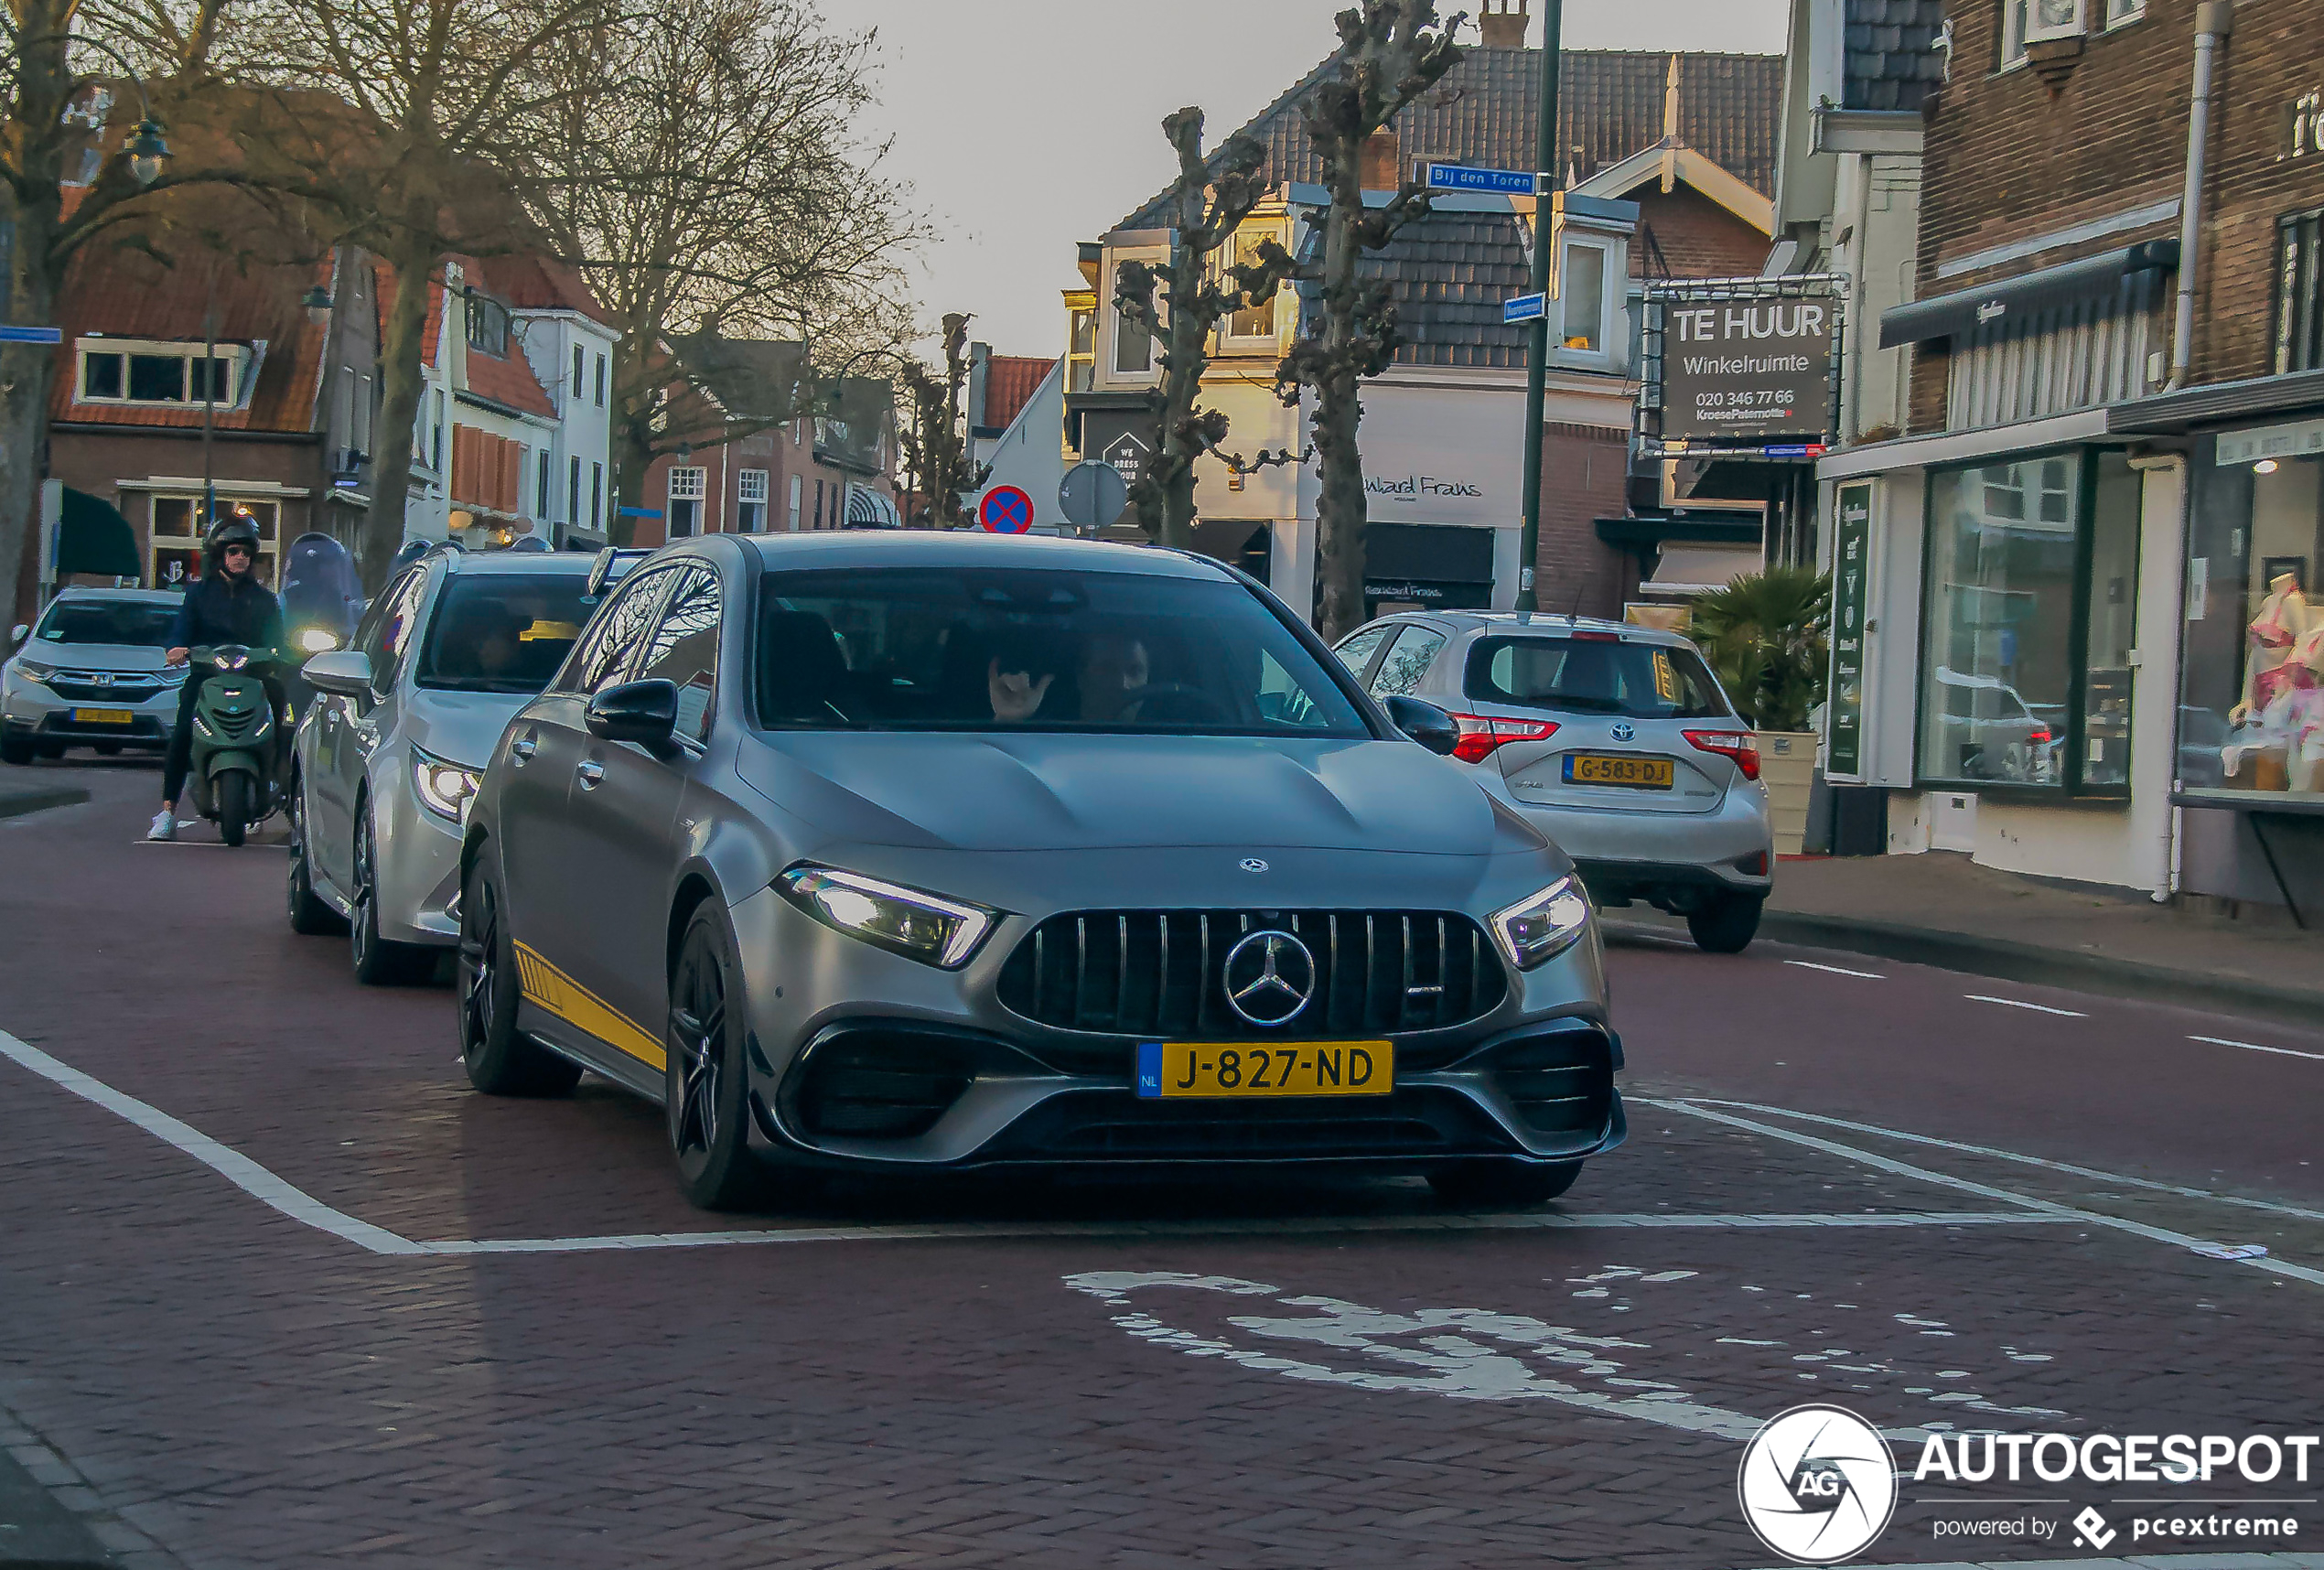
[[457, 533, 1628, 1210]]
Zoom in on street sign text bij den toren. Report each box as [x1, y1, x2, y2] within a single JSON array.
[[1660, 298, 1834, 445]]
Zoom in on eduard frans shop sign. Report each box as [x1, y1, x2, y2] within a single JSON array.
[[1661, 296, 1836, 444]]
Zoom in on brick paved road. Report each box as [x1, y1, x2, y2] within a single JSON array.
[[2, 768, 2319, 1569]]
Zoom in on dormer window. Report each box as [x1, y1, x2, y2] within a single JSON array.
[[76, 339, 253, 408], [466, 295, 511, 357]]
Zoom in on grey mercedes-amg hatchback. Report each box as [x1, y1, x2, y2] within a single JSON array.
[[457, 532, 1625, 1210]]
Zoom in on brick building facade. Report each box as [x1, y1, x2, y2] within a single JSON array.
[[1814, 0, 2324, 913]]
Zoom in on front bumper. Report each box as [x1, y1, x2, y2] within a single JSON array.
[[2, 677, 177, 749], [726, 885, 1626, 1174], [371, 756, 466, 946]]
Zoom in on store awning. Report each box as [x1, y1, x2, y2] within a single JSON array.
[[1640, 544, 1761, 597], [1877, 240, 2179, 349], [843, 486, 902, 529], [56, 488, 140, 579]]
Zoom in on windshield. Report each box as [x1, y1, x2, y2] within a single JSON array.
[[752, 567, 1370, 737], [414, 575, 593, 694], [34, 599, 178, 648], [1464, 635, 1732, 720]]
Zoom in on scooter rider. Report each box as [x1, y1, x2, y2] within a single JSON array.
[[150, 512, 285, 841]]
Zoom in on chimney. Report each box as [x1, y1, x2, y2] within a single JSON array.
[[1479, 0, 1529, 48]]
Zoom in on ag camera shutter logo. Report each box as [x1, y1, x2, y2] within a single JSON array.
[[1738, 1404, 1899, 1564]]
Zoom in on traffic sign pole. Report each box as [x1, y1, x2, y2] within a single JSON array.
[[1516, 0, 1563, 614]]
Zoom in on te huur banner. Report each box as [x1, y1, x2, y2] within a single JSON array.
[[1826, 481, 1873, 780], [1661, 296, 1835, 445]]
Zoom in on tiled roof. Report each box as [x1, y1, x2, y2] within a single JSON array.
[[1843, 0, 1945, 113], [1365, 211, 1533, 370], [50, 234, 332, 435], [980, 355, 1055, 432], [476, 253, 618, 328], [460, 337, 556, 418], [1119, 47, 1784, 231]]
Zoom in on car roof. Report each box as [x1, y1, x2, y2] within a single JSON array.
[[50, 584, 183, 606], [438, 548, 599, 576], [1372, 609, 1700, 648], [729, 531, 1233, 581]]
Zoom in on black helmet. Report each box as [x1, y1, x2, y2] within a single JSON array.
[[205, 511, 263, 566]]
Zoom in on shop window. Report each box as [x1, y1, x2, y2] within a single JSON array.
[[1918, 451, 2139, 795], [2181, 432, 2324, 800], [148, 497, 280, 590]]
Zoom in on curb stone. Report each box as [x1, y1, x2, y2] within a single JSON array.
[[0, 784, 91, 823]]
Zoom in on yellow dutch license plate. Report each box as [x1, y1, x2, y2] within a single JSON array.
[[1136, 1040, 1392, 1100], [1565, 753, 1674, 789], [71, 707, 134, 725]]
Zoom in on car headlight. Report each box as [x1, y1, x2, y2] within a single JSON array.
[[1490, 876, 1593, 971], [14, 658, 57, 683], [776, 863, 998, 970], [296, 627, 340, 654], [158, 665, 189, 684], [412, 748, 482, 823]]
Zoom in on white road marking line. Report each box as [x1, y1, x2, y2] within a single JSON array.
[[0, 1027, 425, 1257], [1783, 961, 1885, 979], [1643, 1098, 2324, 1290], [2191, 1032, 2324, 1063], [1964, 994, 2086, 1017], [1676, 1097, 2324, 1225]]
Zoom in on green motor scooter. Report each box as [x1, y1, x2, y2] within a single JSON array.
[[186, 643, 292, 847]]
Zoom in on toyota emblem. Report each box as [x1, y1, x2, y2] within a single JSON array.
[[1221, 930, 1316, 1027], [1609, 722, 1637, 743]]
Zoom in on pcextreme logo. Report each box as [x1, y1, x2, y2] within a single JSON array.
[[1738, 1404, 1899, 1565]]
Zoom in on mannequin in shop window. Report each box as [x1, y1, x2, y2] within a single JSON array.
[[2232, 572, 2310, 723], [2225, 575, 2324, 791]]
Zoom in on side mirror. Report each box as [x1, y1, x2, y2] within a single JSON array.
[[301, 649, 373, 697], [586, 678, 679, 754], [1384, 694, 1459, 758], [8, 624, 26, 649]]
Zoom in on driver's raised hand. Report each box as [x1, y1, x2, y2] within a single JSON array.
[[988, 659, 1054, 723]]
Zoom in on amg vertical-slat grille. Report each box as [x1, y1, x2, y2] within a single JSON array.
[[997, 909, 1508, 1039]]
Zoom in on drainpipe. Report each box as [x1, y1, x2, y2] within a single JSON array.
[[2167, 2, 2233, 392]]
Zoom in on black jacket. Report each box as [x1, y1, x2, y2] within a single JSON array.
[[168, 572, 285, 651]]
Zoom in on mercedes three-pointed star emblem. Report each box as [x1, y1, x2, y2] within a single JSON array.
[[1222, 930, 1317, 1027]]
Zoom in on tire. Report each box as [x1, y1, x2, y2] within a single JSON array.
[[458, 851, 580, 1097], [217, 771, 252, 848], [665, 905, 771, 1211], [34, 740, 65, 759], [285, 779, 345, 936], [350, 805, 435, 984], [0, 734, 32, 767], [1427, 1159, 1584, 1208], [1686, 891, 1765, 954]]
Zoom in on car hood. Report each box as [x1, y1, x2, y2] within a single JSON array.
[[15, 643, 169, 672], [403, 688, 538, 769], [737, 731, 1535, 856]]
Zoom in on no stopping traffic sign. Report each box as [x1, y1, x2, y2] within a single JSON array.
[[980, 486, 1034, 534]]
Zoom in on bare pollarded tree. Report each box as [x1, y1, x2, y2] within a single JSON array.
[[519, 0, 919, 533], [1112, 108, 1293, 550], [1275, 1, 1467, 640], [893, 314, 986, 528]]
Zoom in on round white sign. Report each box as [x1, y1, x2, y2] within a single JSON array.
[[1737, 1404, 1898, 1565]]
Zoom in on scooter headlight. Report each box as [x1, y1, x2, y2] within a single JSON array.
[[213, 650, 249, 672], [413, 747, 481, 823]]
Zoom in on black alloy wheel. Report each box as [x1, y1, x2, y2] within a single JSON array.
[[665, 906, 769, 1211], [350, 805, 434, 984], [1426, 1158, 1584, 1208], [285, 778, 345, 936], [458, 855, 578, 1097]]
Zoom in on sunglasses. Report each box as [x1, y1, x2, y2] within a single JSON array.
[[222, 545, 253, 557]]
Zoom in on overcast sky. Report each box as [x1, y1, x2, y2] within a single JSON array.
[[815, 0, 1790, 360]]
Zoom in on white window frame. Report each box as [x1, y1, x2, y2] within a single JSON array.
[[1550, 236, 1618, 371], [1215, 223, 1285, 354], [736, 468, 769, 532], [2004, 0, 2085, 68], [1105, 251, 1166, 387], [2103, 0, 2143, 26], [73, 339, 256, 411], [148, 496, 280, 587], [787, 473, 803, 531]]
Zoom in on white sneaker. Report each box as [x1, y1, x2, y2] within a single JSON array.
[[146, 809, 177, 842]]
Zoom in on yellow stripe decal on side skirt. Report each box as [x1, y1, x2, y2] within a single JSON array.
[[512, 941, 666, 1071]]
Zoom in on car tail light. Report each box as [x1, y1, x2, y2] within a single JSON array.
[[1448, 714, 1560, 764], [1684, 728, 1761, 780], [2028, 726, 2052, 746], [1568, 630, 1620, 642]]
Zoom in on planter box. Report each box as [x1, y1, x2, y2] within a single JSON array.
[[1758, 731, 1818, 857]]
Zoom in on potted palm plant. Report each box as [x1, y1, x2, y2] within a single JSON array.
[[1689, 566, 1832, 856]]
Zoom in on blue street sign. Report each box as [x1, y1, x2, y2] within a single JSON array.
[[0, 325, 61, 344], [1503, 294, 1547, 326], [1427, 163, 1538, 197]]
